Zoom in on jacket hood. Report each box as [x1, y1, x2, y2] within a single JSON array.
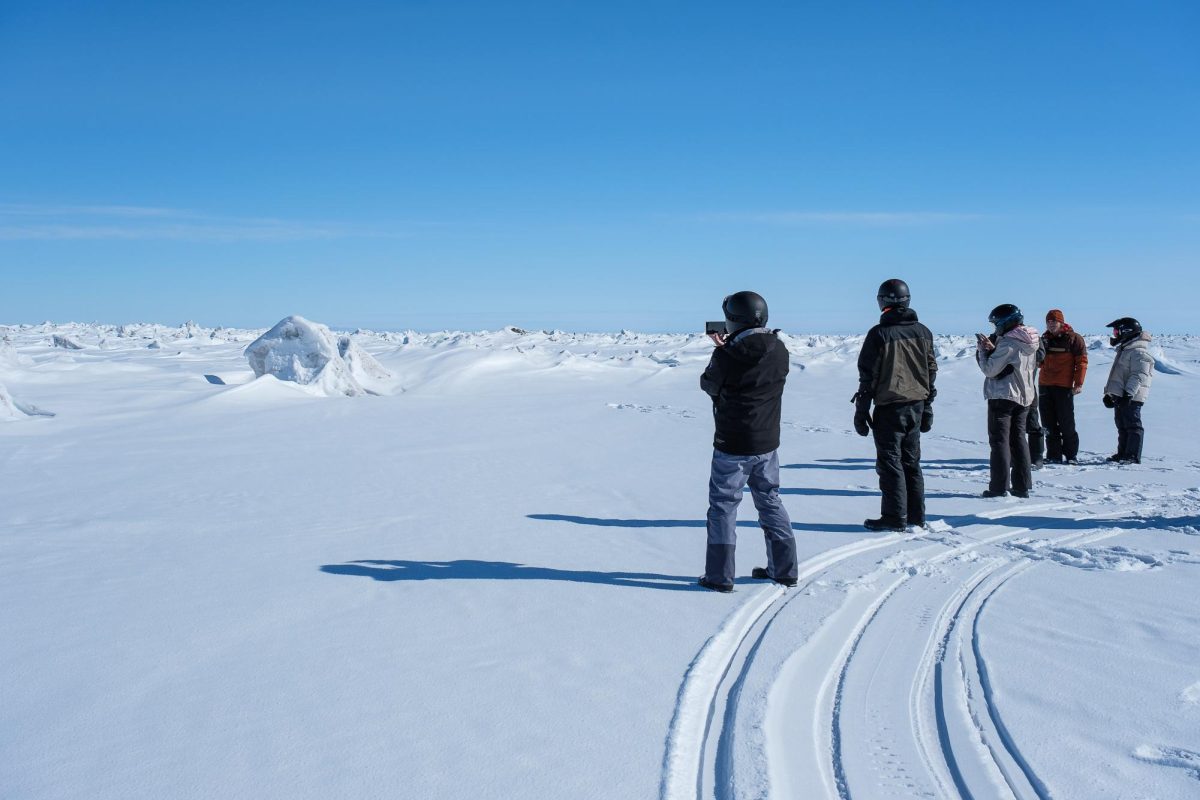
[[880, 307, 919, 325], [1004, 324, 1040, 346], [724, 328, 780, 364]]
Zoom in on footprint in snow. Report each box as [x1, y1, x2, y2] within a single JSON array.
[[1132, 745, 1200, 781], [607, 402, 696, 419]]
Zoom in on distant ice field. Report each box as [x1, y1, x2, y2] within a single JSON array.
[[2, 321, 1198, 799]]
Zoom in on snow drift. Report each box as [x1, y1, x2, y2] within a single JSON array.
[[0, 382, 54, 420], [1, 337, 26, 369], [244, 316, 392, 397]]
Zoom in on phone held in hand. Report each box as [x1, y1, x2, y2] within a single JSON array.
[[706, 321, 726, 335]]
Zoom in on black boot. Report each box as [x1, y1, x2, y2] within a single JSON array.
[[864, 516, 906, 532], [751, 567, 797, 587], [698, 575, 733, 593]]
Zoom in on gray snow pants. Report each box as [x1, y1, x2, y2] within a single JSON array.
[[705, 449, 797, 586]]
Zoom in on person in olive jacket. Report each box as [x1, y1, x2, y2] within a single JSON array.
[[698, 291, 798, 592], [853, 279, 937, 531], [1103, 317, 1154, 464], [1039, 309, 1088, 463]]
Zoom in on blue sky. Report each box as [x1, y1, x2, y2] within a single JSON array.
[[1, 1, 1197, 332]]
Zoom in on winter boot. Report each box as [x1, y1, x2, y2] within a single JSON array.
[[751, 567, 797, 588], [980, 489, 1008, 498], [698, 575, 733, 593], [864, 517, 906, 532]]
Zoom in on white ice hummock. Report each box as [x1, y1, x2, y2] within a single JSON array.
[[244, 315, 391, 396], [0, 382, 54, 419]]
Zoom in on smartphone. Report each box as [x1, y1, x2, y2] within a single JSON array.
[[705, 320, 726, 335]]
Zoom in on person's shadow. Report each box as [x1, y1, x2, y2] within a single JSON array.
[[784, 458, 988, 472], [527, 514, 866, 534], [320, 559, 710, 591]]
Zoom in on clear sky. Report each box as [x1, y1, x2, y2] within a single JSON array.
[[1, 1, 1197, 333]]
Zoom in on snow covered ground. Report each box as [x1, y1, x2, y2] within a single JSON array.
[[2, 320, 1198, 799]]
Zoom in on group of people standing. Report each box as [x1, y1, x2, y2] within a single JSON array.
[[974, 304, 1152, 499], [696, 282, 1155, 592]]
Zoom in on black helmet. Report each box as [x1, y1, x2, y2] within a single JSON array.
[[876, 278, 910, 311], [988, 303, 1023, 336], [722, 291, 768, 334], [1106, 317, 1142, 347]]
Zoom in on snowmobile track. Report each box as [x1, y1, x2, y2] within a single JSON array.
[[659, 531, 918, 800], [662, 501, 1130, 800], [931, 527, 1124, 800]]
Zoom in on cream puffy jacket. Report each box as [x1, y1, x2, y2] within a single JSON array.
[[977, 325, 1040, 406], [1103, 332, 1154, 403]]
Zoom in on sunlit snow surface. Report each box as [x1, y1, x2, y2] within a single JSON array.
[[1, 321, 1198, 799]]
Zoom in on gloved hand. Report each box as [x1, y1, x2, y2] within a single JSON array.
[[852, 391, 872, 436], [1102, 393, 1116, 408], [920, 406, 933, 433]]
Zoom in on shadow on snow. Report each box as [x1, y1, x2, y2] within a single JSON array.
[[776, 487, 978, 500], [320, 559, 707, 591], [784, 457, 988, 472], [527, 513, 866, 534]]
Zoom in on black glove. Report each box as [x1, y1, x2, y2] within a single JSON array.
[[1115, 394, 1131, 406], [852, 391, 872, 436], [1102, 393, 1116, 409], [920, 406, 933, 433]]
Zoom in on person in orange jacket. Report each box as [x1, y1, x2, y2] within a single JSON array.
[[1038, 309, 1088, 463]]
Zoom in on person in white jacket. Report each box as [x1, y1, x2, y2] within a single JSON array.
[[976, 304, 1040, 497], [1102, 317, 1154, 464]]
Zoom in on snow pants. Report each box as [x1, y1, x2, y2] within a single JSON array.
[[1114, 399, 1145, 463], [1039, 385, 1079, 461], [871, 400, 925, 525], [1027, 392, 1045, 465], [987, 399, 1032, 495], [705, 449, 797, 586]]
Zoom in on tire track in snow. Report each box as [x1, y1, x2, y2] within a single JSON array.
[[940, 528, 1124, 800], [827, 523, 1060, 799], [765, 502, 1069, 800], [659, 531, 920, 800]]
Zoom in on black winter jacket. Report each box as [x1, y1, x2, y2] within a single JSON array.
[[701, 328, 789, 456], [857, 308, 937, 406]]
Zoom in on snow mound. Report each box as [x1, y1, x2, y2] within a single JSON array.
[[244, 316, 390, 397], [0, 382, 55, 420], [1152, 347, 1188, 375], [1, 337, 29, 369], [52, 334, 84, 350], [337, 334, 393, 388]]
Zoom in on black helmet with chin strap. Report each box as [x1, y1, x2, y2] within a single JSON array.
[[722, 291, 768, 334], [876, 278, 910, 311], [1106, 317, 1142, 347]]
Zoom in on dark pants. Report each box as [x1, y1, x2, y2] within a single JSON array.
[[705, 449, 797, 586], [1027, 392, 1045, 464], [1039, 386, 1079, 461], [1114, 400, 1145, 463], [987, 399, 1032, 495], [872, 400, 925, 524]]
